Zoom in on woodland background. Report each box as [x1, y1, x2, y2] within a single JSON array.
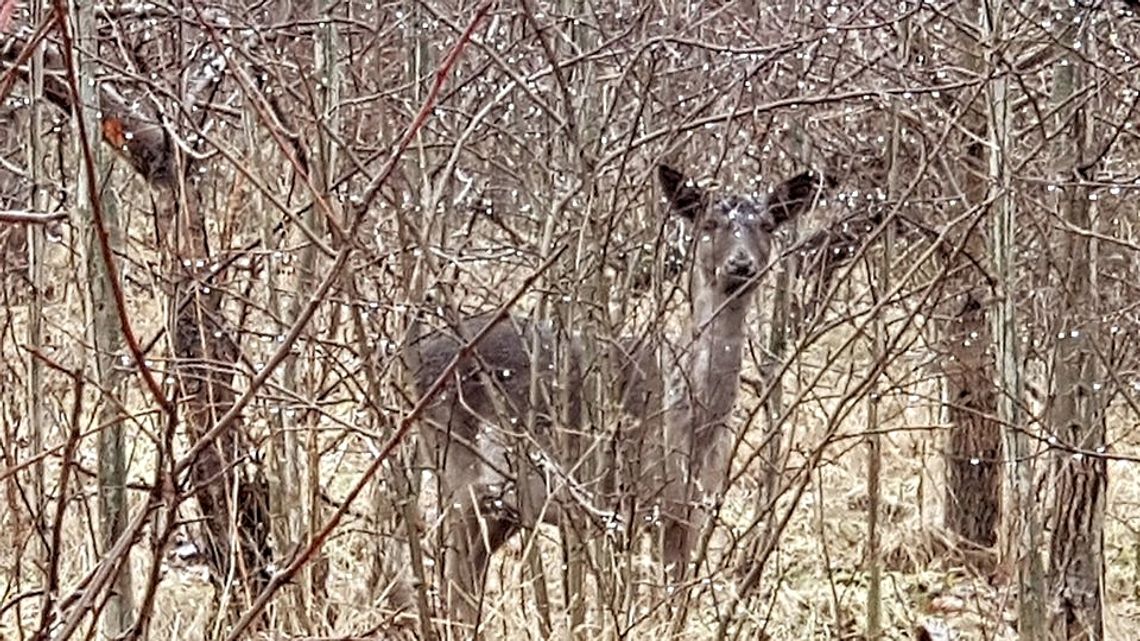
[[2, 0, 1140, 639]]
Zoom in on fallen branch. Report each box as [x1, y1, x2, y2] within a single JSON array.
[[0, 209, 67, 224]]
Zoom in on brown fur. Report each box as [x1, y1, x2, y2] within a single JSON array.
[[403, 163, 834, 630]]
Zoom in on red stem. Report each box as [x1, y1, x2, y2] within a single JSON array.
[[51, 0, 174, 415]]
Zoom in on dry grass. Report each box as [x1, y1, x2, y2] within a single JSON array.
[[0, 256, 1135, 641], [2, 215, 1139, 641]]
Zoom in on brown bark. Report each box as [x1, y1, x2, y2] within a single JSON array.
[[930, 42, 1004, 546], [1048, 440, 1105, 640], [1045, 8, 1106, 636], [3, 34, 274, 614], [1047, 60, 1105, 641], [173, 253, 273, 605], [940, 7, 1003, 546], [942, 291, 1001, 548]]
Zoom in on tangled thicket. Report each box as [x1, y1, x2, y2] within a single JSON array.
[[2, 1, 1140, 639]]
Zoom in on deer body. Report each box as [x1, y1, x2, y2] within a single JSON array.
[[404, 164, 832, 629]]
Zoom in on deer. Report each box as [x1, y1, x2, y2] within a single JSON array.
[[402, 161, 835, 632]]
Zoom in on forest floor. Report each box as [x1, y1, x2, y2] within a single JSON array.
[[3, 289, 1139, 640]]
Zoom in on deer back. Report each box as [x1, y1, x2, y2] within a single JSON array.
[[407, 313, 667, 483], [408, 314, 584, 449]]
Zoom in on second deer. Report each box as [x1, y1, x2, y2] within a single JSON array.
[[404, 162, 835, 631]]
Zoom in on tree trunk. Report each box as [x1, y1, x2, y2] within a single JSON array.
[[942, 0, 1002, 550], [169, 199, 272, 617], [942, 207, 1001, 549], [263, 0, 339, 628], [23, 0, 49, 604], [1047, 11, 1105, 637], [983, 2, 1044, 637], [1046, 191, 1106, 641], [866, 38, 908, 634], [73, 3, 134, 635], [91, 57, 273, 624]]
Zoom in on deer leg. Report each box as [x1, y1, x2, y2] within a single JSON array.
[[657, 421, 697, 589], [443, 493, 518, 636], [658, 470, 694, 589], [660, 514, 692, 586]]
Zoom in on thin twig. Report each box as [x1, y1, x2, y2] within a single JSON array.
[[52, 0, 173, 414]]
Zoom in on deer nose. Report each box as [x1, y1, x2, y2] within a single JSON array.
[[726, 254, 755, 278]]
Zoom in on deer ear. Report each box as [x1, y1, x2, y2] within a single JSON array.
[[767, 170, 837, 227], [657, 164, 704, 220]]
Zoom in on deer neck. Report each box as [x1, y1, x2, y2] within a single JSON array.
[[674, 279, 751, 432]]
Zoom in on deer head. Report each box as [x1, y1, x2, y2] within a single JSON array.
[[658, 163, 835, 297]]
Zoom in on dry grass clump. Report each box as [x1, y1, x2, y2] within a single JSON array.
[[5, 241, 1140, 640]]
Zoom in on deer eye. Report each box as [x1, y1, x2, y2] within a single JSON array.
[[700, 217, 720, 232]]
